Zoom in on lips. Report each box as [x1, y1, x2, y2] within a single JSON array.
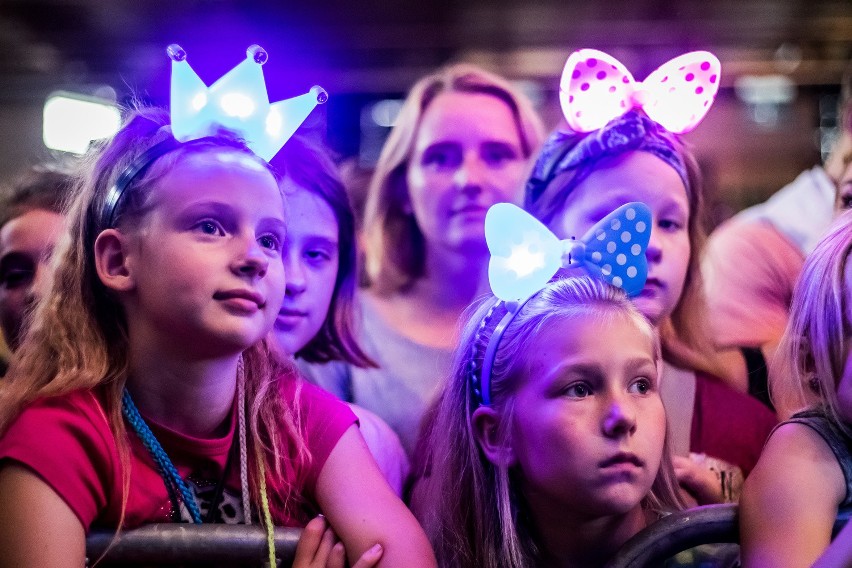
[[638, 277, 664, 297], [277, 307, 307, 318], [213, 289, 265, 310], [275, 306, 307, 329], [598, 452, 644, 469], [452, 203, 488, 216]]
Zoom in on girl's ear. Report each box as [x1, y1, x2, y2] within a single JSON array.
[[94, 229, 136, 293], [472, 406, 516, 467]]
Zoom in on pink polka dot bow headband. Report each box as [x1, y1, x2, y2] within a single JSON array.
[[560, 48, 721, 134]]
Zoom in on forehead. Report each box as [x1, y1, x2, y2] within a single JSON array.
[[281, 182, 338, 238], [566, 151, 689, 211], [523, 310, 654, 375], [153, 150, 283, 212], [0, 209, 65, 254], [414, 91, 521, 147]]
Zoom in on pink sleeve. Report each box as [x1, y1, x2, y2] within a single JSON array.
[[283, 377, 358, 495], [0, 391, 117, 530], [702, 220, 803, 347]]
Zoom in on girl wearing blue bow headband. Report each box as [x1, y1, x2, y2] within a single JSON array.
[[0, 91, 434, 568], [413, 275, 684, 568]]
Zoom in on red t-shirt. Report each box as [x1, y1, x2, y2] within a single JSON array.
[[691, 372, 777, 476], [0, 376, 356, 531]]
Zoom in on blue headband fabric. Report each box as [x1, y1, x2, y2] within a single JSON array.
[[526, 111, 689, 206]]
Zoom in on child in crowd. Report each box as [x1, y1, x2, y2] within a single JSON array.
[[0, 103, 434, 567], [414, 275, 684, 568], [269, 136, 410, 495], [524, 49, 777, 504], [740, 211, 852, 568], [303, 64, 545, 456], [0, 165, 74, 365]]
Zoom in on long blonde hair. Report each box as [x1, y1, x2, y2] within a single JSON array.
[[772, 211, 852, 424], [362, 63, 545, 294], [0, 107, 310, 527], [413, 277, 683, 568]]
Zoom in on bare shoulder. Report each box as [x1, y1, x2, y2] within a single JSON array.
[[739, 421, 846, 568], [0, 463, 86, 568]]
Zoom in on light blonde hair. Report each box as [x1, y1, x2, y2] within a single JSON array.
[[362, 64, 545, 294], [772, 211, 852, 425], [0, 107, 310, 528], [413, 276, 683, 568]]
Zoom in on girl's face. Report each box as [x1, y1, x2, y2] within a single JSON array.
[[122, 150, 286, 356], [510, 312, 665, 520], [551, 152, 691, 325], [272, 181, 339, 355], [406, 91, 527, 255], [0, 209, 64, 350]]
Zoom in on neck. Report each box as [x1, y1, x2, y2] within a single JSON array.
[[530, 501, 649, 568], [415, 242, 490, 310], [125, 342, 240, 439]]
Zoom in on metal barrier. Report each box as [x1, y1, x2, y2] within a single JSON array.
[[606, 504, 851, 568], [86, 524, 302, 567]]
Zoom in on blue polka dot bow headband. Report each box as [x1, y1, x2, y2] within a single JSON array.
[[486, 202, 651, 303], [470, 202, 652, 406]]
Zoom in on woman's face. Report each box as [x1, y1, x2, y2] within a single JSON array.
[[510, 312, 665, 521], [405, 91, 528, 256], [272, 181, 340, 355], [551, 152, 691, 325]]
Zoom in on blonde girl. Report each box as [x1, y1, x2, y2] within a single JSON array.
[[740, 211, 852, 568], [0, 108, 434, 568]]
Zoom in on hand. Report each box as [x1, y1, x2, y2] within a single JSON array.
[[293, 515, 384, 568], [672, 455, 724, 505]]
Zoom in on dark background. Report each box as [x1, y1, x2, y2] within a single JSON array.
[[1, 0, 851, 217]]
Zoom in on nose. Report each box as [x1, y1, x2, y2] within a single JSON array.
[[284, 253, 306, 297], [645, 227, 662, 264], [601, 396, 637, 438], [26, 263, 51, 306], [454, 153, 486, 194], [233, 236, 269, 279]]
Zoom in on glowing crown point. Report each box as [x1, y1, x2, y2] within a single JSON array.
[[311, 85, 329, 104], [168, 44, 327, 162], [167, 44, 186, 62], [247, 44, 268, 65]]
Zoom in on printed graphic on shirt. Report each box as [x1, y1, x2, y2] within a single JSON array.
[[169, 476, 244, 524]]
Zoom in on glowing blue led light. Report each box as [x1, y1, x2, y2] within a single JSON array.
[[168, 44, 327, 161]]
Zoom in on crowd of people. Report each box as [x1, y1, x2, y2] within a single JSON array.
[[0, 45, 850, 568]]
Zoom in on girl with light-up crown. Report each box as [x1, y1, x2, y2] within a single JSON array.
[[0, 45, 435, 568]]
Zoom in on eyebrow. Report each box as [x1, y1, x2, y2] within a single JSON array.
[[543, 357, 656, 381]]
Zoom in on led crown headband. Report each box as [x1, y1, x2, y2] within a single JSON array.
[[168, 44, 327, 161], [100, 45, 326, 229], [560, 49, 721, 134], [473, 202, 652, 406]]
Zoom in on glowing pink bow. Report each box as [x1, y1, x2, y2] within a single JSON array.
[[559, 49, 721, 134]]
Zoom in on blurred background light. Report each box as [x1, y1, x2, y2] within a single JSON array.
[[43, 91, 121, 154]]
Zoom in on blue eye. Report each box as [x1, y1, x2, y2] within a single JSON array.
[[481, 143, 519, 167], [258, 234, 281, 251], [195, 220, 225, 236], [564, 383, 592, 398], [629, 377, 653, 395]]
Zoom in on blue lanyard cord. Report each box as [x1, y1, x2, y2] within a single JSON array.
[[121, 389, 204, 524]]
